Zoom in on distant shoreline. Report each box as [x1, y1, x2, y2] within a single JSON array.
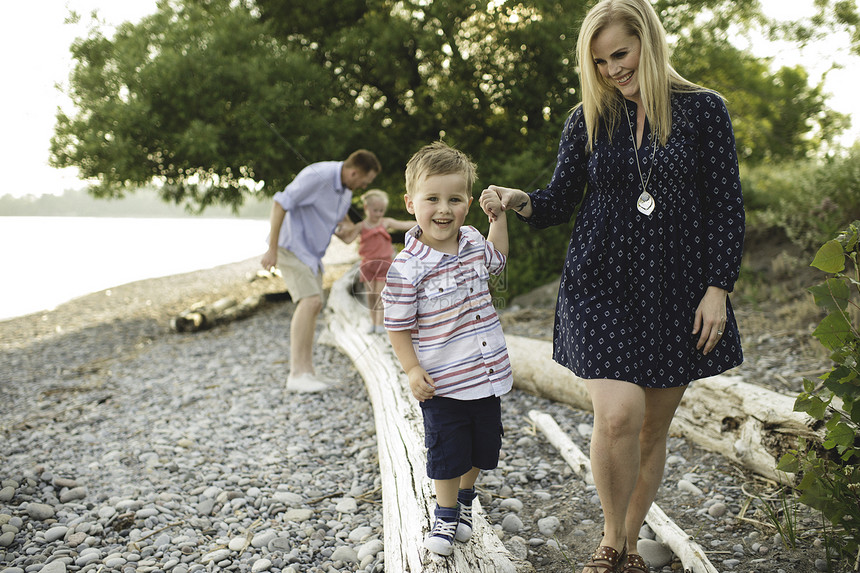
[[0, 257, 277, 351], [0, 237, 360, 352]]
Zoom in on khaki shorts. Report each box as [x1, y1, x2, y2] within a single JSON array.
[[277, 248, 323, 301]]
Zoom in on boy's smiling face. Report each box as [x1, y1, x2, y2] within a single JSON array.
[[405, 173, 472, 254]]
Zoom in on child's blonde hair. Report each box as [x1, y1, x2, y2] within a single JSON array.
[[404, 141, 477, 197], [361, 189, 389, 209]]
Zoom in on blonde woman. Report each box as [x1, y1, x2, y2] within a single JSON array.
[[484, 1, 745, 571]]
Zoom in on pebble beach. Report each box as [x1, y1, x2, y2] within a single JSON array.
[[0, 253, 844, 573]]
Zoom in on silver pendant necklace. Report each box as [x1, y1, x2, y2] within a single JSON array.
[[624, 99, 657, 216]]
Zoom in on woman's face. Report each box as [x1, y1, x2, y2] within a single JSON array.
[[591, 22, 642, 105]]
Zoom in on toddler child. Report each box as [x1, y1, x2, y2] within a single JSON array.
[[382, 141, 512, 556], [341, 189, 414, 333]]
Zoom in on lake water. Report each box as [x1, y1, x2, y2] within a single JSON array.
[[0, 217, 269, 321]]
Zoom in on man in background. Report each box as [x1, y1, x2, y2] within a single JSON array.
[[262, 150, 381, 391]]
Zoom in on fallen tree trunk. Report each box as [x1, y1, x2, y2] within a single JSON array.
[[507, 335, 822, 485], [325, 270, 533, 572], [529, 410, 719, 573], [170, 295, 266, 332]]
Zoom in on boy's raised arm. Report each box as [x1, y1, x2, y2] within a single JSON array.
[[480, 187, 509, 256], [486, 209, 509, 258]]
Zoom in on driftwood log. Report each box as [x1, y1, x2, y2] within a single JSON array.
[[529, 410, 719, 573], [170, 295, 265, 332], [325, 270, 534, 572], [508, 335, 823, 484]]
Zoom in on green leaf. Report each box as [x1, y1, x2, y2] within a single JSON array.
[[808, 278, 850, 312], [823, 419, 855, 454], [776, 452, 799, 473], [837, 223, 860, 251], [812, 312, 853, 350], [811, 239, 846, 273], [795, 393, 829, 419]]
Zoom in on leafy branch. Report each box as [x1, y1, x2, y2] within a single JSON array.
[[778, 220, 860, 565]]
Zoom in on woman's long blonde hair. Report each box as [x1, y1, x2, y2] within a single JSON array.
[[575, 0, 712, 150]]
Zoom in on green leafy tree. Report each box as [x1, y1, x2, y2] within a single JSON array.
[[671, 27, 849, 163], [51, 0, 355, 211], [50, 0, 857, 296]]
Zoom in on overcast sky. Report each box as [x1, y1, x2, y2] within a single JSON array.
[[1, 0, 856, 199]]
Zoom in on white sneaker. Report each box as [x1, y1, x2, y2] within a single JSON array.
[[286, 373, 330, 392], [374, 325, 387, 334]]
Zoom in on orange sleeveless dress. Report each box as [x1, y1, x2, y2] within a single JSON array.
[[358, 224, 394, 282]]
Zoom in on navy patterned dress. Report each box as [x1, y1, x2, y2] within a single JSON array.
[[525, 91, 745, 388]]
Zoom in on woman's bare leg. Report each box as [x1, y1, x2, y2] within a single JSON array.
[[625, 385, 688, 554], [584, 379, 646, 565]]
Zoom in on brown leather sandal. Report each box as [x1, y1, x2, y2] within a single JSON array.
[[621, 553, 649, 573], [582, 544, 628, 573]]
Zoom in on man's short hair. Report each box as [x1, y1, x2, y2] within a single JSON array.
[[345, 149, 382, 174]]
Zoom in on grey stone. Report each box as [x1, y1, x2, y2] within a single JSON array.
[[348, 526, 373, 542], [0, 531, 15, 547], [506, 536, 528, 560], [283, 509, 313, 522], [499, 498, 523, 512], [272, 491, 303, 506], [250, 558, 273, 573], [195, 499, 215, 516], [0, 487, 14, 503], [537, 516, 561, 536], [708, 502, 728, 518], [501, 514, 524, 533], [27, 504, 55, 521], [39, 562, 67, 573], [357, 539, 384, 560], [677, 479, 703, 496], [44, 526, 69, 543], [251, 531, 277, 548], [638, 539, 673, 569], [331, 546, 358, 563], [201, 549, 231, 563], [335, 497, 358, 513]]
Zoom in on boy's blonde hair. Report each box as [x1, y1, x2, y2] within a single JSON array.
[[361, 189, 389, 208], [404, 141, 477, 197], [575, 0, 712, 150]]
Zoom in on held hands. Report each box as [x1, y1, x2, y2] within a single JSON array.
[[480, 188, 504, 222], [407, 365, 436, 402], [693, 286, 728, 355], [482, 185, 531, 218]]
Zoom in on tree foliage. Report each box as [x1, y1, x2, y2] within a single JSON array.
[[50, 0, 857, 292], [777, 221, 860, 563], [51, 0, 352, 211]]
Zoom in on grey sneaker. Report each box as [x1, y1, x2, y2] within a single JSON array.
[[455, 488, 477, 542], [424, 504, 459, 556], [286, 373, 330, 392]]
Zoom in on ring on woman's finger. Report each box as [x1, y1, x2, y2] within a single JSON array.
[[717, 330, 723, 335]]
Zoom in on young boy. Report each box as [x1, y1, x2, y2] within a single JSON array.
[[382, 141, 512, 556]]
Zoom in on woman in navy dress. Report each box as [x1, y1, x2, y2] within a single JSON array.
[[482, 0, 744, 571]]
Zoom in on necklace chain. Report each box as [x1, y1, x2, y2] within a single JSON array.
[[624, 99, 657, 203]]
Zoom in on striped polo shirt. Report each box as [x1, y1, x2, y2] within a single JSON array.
[[382, 225, 513, 400]]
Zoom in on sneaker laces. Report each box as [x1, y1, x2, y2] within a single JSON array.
[[459, 503, 472, 522], [429, 518, 457, 539]]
